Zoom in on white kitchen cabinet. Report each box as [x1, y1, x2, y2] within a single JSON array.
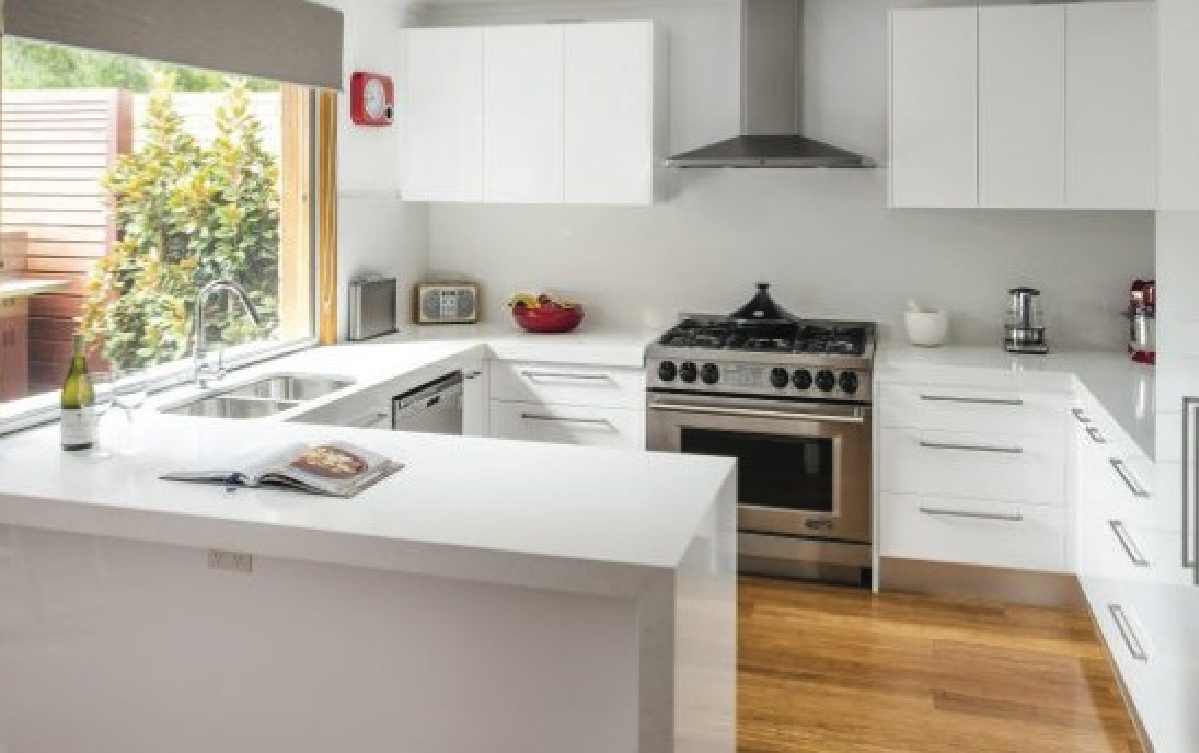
[[400, 27, 484, 202], [888, 7, 978, 209], [402, 21, 662, 206], [978, 5, 1065, 209], [1065, 1, 1157, 210], [463, 365, 489, 437], [564, 22, 660, 206], [490, 402, 643, 449], [483, 26, 564, 204], [1159, 0, 1199, 209]]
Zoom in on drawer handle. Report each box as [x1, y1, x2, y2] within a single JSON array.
[[1072, 408, 1091, 424], [920, 394, 1024, 407], [520, 413, 616, 430], [350, 410, 391, 428], [520, 370, 616, 385], [1109, 458, 1150, 498], [1109, 520, 1150, 568], [1086, 426, 1108, 444], [1108, 604, 1148, 662], [919, 507, 1024, 523], [918, 440, 1024, 455]]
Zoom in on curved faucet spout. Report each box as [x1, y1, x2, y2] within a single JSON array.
[[193, 279, 264, 387]]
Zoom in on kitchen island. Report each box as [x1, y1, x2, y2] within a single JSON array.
[[0, 343, 736, 753]]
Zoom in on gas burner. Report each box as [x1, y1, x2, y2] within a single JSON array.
[[796, 326, 867, 357], [658, 320, 732, 349]]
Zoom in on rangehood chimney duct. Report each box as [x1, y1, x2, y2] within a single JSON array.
[[667, 0, 874, 168]]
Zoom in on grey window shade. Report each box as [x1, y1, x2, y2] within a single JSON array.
[[4, 0, 345, 90]]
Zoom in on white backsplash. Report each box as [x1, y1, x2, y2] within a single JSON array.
[[428, 169, 1153, 349]]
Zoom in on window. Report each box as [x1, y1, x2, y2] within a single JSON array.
[[0, 36, 317, 425]]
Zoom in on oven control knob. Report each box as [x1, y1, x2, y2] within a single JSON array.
[[701, 363, 721, 385], [792, 369, 813, 390], [815, 370, 836, 392], [679, 362, 698, 383], [839, 371, 860, 395], [657, 361, 678, 382], [769, 368, 789, 389]]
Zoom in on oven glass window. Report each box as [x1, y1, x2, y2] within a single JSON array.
[[681, 429, 834, 512]]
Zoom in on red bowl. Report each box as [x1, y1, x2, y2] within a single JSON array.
[[513, 305, 585, 334]]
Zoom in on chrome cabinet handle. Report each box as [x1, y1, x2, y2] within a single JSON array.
[[1109, 458, 1150, 498], [649, 401, 865, 424], [1108, 604, 1148, 662], [1072, 408, 1091, 423], [919, 507, 1024, 523], [1109, 521, 1150, 568], [520, 413, 616, 430], [520, 371, 615, 385], [920, 394, 1024, 406], [1086, 426, 1108, 444], [1183, 398, 1199, 580], [918, 440, 1024, 455]]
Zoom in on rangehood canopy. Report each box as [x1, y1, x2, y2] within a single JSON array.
[[667, 0, 874, 169]]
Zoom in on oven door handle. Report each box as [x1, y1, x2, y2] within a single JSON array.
[[647, 401, 866, 424]]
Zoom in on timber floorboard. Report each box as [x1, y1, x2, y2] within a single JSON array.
[[738, 577, 1144, 753]]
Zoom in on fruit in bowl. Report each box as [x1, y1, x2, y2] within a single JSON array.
[[508, 293, 585, 334]]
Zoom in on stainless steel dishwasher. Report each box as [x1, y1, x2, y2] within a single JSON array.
[[392, 371, 464, 435]]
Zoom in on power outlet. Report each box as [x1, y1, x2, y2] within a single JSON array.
[[207, 549, 253, 574]]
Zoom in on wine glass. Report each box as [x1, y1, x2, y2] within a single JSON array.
[[112, 369, 151, 453], [86, 370, 117, 458]]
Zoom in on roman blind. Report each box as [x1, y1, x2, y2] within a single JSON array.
[[3, 0, 345, 90]]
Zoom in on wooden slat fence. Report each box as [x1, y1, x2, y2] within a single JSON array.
[[0, 89, 131, 393]]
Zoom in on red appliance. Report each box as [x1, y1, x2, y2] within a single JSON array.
[[1129, 279, 1156, 365]]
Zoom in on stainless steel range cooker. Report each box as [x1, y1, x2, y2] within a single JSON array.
[[645, 284, 876, 584]]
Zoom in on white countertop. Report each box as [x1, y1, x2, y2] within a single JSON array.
[[878, 343, 1155, 458], [0, 339, 733, 593]]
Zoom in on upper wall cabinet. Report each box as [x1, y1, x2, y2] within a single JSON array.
[[1159, 0, 1199, 209], [401, 21, 665, 206], [889, 3, 1157, 211]]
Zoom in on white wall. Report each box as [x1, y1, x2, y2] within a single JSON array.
[[320, 0, 430, 339], [422, 0, 1153, 348]]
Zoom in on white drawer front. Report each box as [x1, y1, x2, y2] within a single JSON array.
[[490, 361, 645, 409], [490, 401, 644, 449], [879, 382, 1065, 436], [879, 427, 1065, 505], [880, 493, 1066, 571]]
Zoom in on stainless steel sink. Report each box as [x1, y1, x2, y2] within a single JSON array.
[[221, 373, 355, 402], [164, 395, 300, 419]]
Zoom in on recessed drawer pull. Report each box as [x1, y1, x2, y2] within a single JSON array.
[[1109, 520, 1150, 567], [920, 394, 1024, 407], [520, 371, 616, 385], [520, 413, 616, 430], [1108, 604, 1148, 662], [1109, 458, 1150, 498], [1072, 408, 1092, 424], [918, 440, 1024, 455], [919, 507, 1024, 523], [1086, 426, 1108, 444]]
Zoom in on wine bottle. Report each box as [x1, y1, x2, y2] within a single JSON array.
[[60, 335, 96, 451]]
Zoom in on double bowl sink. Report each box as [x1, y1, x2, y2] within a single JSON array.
[[163, 374, 355, 419]]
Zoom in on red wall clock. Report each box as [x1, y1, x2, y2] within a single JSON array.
[[350, 72, 394, 126]]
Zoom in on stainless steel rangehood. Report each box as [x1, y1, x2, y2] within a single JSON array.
[[667, 0, 873, 169]]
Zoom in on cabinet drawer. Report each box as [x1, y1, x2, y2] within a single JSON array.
[[879, 382, 1065, 436], [490, 401, 644, 449], [490, 361, 645, 408], [879, 427, 1065, 504], [880, 493, 1066, 571]]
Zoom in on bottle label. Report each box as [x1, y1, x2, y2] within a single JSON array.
[[61, 408, 96, 448]]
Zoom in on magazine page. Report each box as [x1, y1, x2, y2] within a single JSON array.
[[259, 441, 403, 497]]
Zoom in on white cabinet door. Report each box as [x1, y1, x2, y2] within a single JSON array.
[[978, 5, 1065, 209], [564, 22, 657, 206], [1159, 0, 1199, 209], [462, 364, 489, 438], [1065, 2, 1156, 210], [490, 402, 644, 449], [483, 26, 565, 204], [401, 28, 485, 202], [889, 8, 978, 209]]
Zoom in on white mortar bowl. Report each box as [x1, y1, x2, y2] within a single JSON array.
[[904, 311, 949, 347]]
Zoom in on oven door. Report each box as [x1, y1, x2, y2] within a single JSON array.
[[647, 394, 872, 543]]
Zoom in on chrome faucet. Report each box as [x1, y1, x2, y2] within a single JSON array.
[[193, 280, 263, 388]]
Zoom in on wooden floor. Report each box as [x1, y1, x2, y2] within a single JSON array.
[[738, 577, 1144, 753]]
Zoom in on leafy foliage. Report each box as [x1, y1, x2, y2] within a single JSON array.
[[2, 37, 279, 93], [79, 73, 281, 369]]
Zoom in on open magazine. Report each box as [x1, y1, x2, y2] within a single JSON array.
[[161, 441, 403, 498]]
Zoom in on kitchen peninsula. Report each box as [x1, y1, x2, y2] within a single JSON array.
[[0, 343, 736, 753]]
